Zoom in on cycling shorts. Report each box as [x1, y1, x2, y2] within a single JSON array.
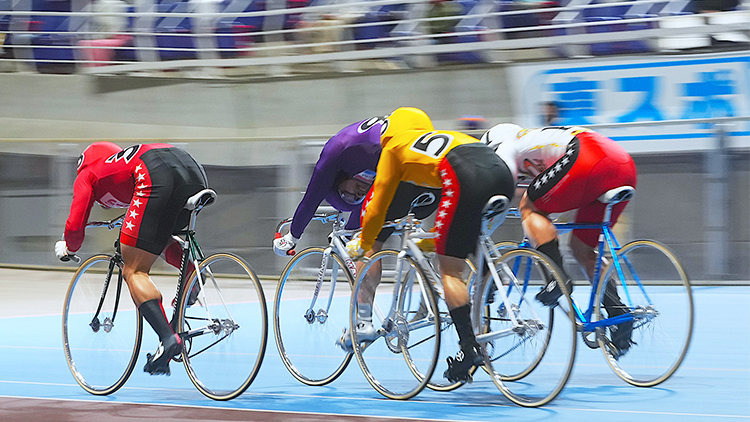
[[527, 131, 637, 247], [376, 182, 441, 243], [435, 143, 515, 259], [119, 147, 208, 255]]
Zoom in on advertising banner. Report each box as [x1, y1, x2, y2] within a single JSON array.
[[509, 51, 750, 153]]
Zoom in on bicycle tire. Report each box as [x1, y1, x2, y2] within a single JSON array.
[[274, 247, 355, 386], [179, 253, 268, 400], [62, 254, 142, 395], [475, 247, 577, 407], [351, 250, 441, 400], [595, 239, 693, 387], [493, 241, 520, 255]]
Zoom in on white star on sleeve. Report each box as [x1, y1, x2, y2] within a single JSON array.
[[125, 221, 135, 230], [137, 173, 146, 182], [135, 164, 142, 172], [129, 210, 139, 219], [133, 198, 142, 207]]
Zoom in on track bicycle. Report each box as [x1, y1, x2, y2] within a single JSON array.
[[350, 195, 578, 406], [273, 196, 440, 386], [501, 185, 693, 387], [273, 207, 359, 386], [62, 189, 268, 400]]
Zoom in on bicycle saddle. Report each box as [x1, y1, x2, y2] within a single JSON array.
[[597, 186, 635, 205], [185, 189, 217, 210], [482, 195, 509, 220]]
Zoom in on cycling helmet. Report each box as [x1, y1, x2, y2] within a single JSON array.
[[381, 107, 434, 145], [481, 123, 524, 147], [77, 141, 122, 174]]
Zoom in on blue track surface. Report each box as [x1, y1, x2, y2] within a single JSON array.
[[1, 283, 748, 421]]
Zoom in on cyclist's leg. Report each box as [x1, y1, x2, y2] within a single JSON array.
[[121, 244, 182, 375], [440, 256, 478, 359], [435, 144, 514, 383], [567, 130, 637, 279], [161, 238, 195, 275], [341, 239, 385, 347], [118, 148, 206, 375]]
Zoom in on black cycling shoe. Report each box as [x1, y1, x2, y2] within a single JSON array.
[[443, 344, 484, 384], [606, 305, 634, 359], [535, 278, 573, 307], [143, 334, 183, 376]]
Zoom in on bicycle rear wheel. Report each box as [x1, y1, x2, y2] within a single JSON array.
[[274, 247, 354, 386], [62, 254, 142, 395], [475, 248, 577, 407], [351, 250, 441, 400], [179, 253, 268, 400], [595, 240, 693, 387]]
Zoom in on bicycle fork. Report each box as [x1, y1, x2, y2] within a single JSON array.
[[90, 256, 124, 334], [305, 246, 341, 324]]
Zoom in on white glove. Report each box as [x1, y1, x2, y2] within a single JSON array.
[[273, 233, 299, 257], [55, 240, 72, 261], [346, 237, 365, 259]]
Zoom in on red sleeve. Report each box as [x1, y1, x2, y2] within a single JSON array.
[[64, 172, 96, 252]]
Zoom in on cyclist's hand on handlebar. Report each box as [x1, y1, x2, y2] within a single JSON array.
[[273, 233, 299, 257], [346, 237, 365, 260], [55, 240, 80, 263]]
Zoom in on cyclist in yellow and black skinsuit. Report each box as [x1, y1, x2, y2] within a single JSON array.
[[347, 107, 516, 383]]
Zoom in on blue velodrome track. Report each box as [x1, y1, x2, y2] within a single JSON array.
[[0, 268, 748, 422]]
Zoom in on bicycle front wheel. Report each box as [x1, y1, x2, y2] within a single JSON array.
[[475, 248, 577, 407], [352, 250, 441, 400], [62, 254, 142, 395], [274, 247, 354, 386], [179, 253, 268, 400], [595, 240, 693, 387]]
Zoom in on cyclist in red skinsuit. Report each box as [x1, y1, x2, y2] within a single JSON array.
[[55, 142, 208, 376], [483, 124, 637, 355]]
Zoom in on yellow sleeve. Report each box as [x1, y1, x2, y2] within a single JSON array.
[[360, 148, 402, 251]]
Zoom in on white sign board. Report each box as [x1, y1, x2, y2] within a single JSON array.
[[508, 51, 750, 153]]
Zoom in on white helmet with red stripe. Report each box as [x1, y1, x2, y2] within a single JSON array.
[[480, 123, 524, 149]]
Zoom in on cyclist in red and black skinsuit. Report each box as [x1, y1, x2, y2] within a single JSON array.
[[55, 142, 208, 376]]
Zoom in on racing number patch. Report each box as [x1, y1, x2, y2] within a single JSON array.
[[409, 132, 453, 158], [105, 144, 141, 165]]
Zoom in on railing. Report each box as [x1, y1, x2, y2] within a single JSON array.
[[1, 0, 748, 77]]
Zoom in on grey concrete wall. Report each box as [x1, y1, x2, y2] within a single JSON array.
[[0, 67, 514, 152]]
